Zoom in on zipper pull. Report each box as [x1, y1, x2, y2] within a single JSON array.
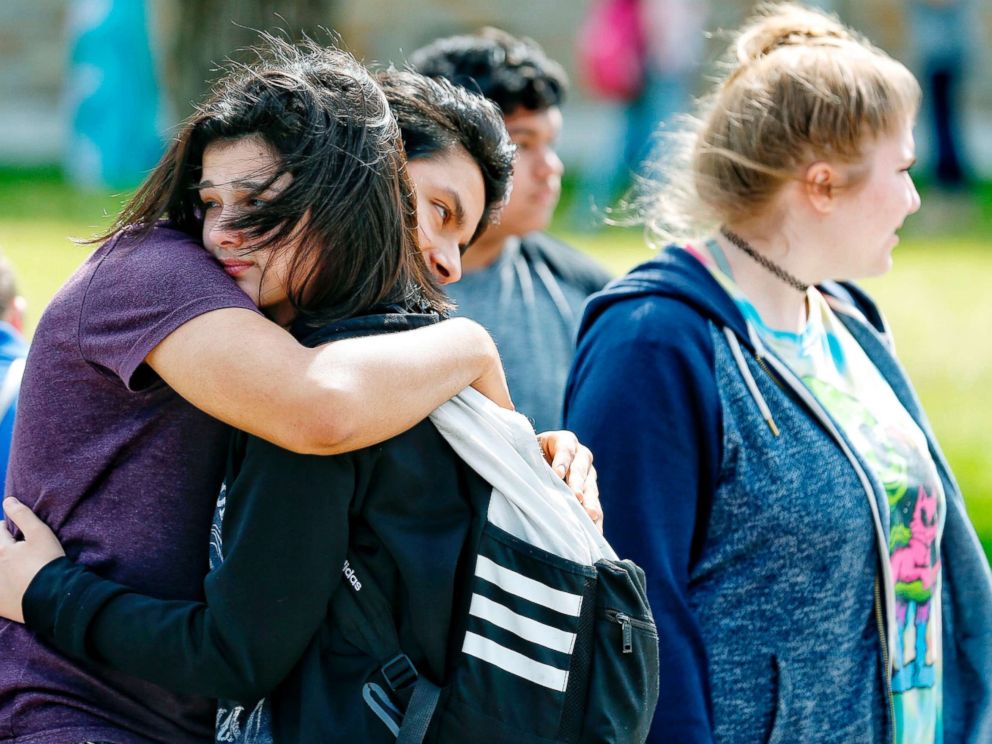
[[615, 613, 633, 654]]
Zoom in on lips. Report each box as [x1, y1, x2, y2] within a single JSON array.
[[219, 258, 254, 277], [533, 186, 559, 206]]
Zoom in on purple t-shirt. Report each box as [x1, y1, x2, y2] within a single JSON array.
[[0, 225, 259, 744]]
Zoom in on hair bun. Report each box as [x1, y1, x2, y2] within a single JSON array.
[[734, 2, 851, 64]]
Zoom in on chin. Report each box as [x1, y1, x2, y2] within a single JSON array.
[[234, 279, 254, 296], [524, 211, 556, 235], [865, 257, 894, 278]]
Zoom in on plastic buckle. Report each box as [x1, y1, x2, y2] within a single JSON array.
[[381, 653, 418, 692]]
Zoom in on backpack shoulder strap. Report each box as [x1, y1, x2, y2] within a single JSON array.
[[395, 677, 441, 744], [328, 551, 405, 669], [329, 551, 441, 743]]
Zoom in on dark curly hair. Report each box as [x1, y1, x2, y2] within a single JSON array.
[[100, 35, 446, 324], [378, 70, 515, 243], [409, 28, 567, 116]]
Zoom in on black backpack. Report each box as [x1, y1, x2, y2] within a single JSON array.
[[328, 388, 660, 744]]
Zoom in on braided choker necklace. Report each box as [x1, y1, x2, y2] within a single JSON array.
[[720, 226, 809, 293]]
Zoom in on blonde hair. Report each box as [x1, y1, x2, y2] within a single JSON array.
[[638, 2, 920, 244]]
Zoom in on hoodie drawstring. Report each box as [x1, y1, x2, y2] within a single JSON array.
[[723, 326, 780, 437]]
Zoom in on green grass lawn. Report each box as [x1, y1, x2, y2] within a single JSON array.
[[1, 168, 990, 554], [0, 167, 125, 332]]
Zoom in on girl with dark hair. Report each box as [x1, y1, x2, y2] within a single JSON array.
[[0, 41, 595, 744]]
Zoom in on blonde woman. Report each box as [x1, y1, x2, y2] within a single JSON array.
[[564, 3, 992, 742]]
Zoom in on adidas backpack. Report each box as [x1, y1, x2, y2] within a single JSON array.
[[330, 388, 659, 743]]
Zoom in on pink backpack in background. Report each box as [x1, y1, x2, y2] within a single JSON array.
[[578, 0, 646, 101]]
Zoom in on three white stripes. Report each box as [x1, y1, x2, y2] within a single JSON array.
[[462, 555, 582, 692], [474, 556, 583, 616]]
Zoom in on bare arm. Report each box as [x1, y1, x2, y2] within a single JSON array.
[[146, 309, 510, 455]]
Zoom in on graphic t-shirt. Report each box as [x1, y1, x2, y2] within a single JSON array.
[[697, 247, 945, 744], [209, 479, 275, 744]]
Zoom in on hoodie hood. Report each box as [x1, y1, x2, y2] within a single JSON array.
[[297, 306, 439, 348], [580, 244, 887, 350], [580, 245, 752, 347]]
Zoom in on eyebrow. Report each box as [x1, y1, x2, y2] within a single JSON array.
[[506, 125, 540, 138], [196, 178, 272, 192], [506, 123, 560, 140], [441, 186, 466, 228]]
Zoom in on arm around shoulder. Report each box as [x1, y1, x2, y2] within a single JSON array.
[[147, 310, 509, 455]]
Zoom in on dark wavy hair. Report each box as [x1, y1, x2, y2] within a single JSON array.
[[409, 28, 567, 116], [378, 70, 514, 243], [100, 35, 446, 324]]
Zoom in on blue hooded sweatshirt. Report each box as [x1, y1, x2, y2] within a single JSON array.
[[564, 246, 992, 743]]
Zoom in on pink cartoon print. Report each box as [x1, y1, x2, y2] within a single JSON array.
[[891, 485, 940, 692]]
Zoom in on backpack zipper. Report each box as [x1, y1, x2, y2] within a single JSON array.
[[605, 609, 656, 654]]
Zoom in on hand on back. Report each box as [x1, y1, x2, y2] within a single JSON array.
[[0, 498, 65, 623]]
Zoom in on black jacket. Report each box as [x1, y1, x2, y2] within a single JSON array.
[[24, 311, 493, 743]]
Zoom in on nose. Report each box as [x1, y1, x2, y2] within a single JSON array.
[[536, 146, 564, 180], [207, 215, 245, 252], [426, 240, 462, 285]]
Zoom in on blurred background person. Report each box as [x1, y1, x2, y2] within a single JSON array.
[[906, 0, 978, 191], [0, 253, 26, 507], [411, 28, 612, 433], [570, 0, 708, 229], [65, 0, 163, 189]]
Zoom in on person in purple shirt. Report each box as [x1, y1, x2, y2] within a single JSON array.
[[0, 39, 595, 744]]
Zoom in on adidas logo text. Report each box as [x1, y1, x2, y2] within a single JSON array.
[[342, 560, 362, 591]]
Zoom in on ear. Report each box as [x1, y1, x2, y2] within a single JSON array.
[[802, 161, 839, 214]]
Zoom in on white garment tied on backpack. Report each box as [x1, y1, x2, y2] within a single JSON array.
[[429, 388, 615, 566]]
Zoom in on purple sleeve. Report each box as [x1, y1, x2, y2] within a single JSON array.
[[78, 226, 260, 390]]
